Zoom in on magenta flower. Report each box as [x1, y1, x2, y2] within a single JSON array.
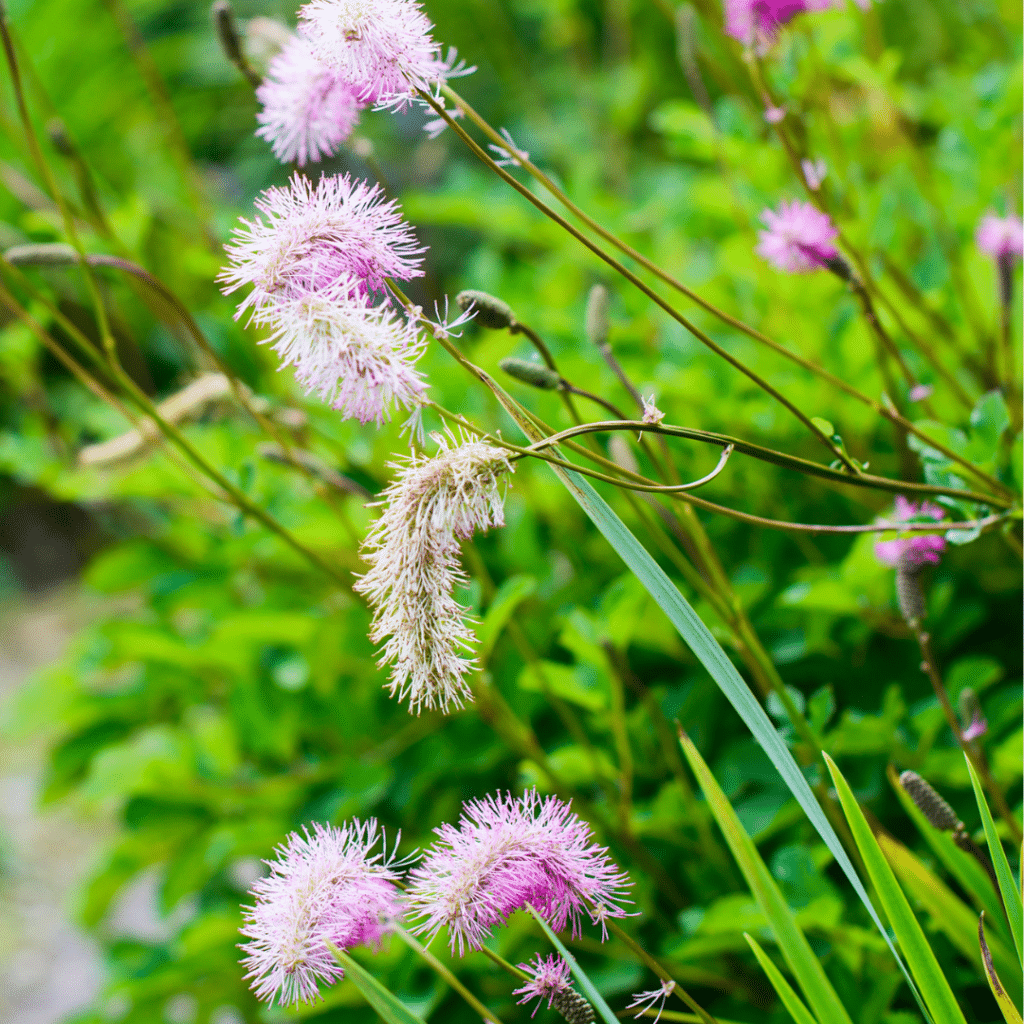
[[756, 200, 839, 273], [513, 954, 574, 1017], [240, 820, 403, 1006], [976, 213, 1024, 261], [256, 34, 363, 167], [253, 276, 428, 425], [725, 0, 835, 49], [404, 789, 633, 955], [220, 172, 425, 318], [298, 0, 451, 108], [874, 496, 947, 568]]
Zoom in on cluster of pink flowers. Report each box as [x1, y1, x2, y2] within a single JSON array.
[[725, 0, 869, 50], [240, 792, 632, 1007], [976, 212, 1024, 262], [874, 496, 947, 568], [756, 200, 840, 273]]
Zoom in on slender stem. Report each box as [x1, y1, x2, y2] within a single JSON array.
[[479, 945, 531, 982], [913, 627, 1023, 845], [423, 92, 857, 472], [396, 928, 505, 1024]]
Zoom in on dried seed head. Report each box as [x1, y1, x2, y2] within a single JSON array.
[[895, 561, 926, 626], [499, 357, 562, 391], [585, 284, 610, 349], [456, 290, 516, 330], [551, 988, 596, 1024], [899, 771, 961, 833]]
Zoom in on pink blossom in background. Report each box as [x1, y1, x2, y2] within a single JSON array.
[[513, 954, 574, 1017], [909, 384, 934, 403], [240, 820, 402, 1006], [802, 157, 828, 191], [874, 496, 947, 568], [763, 104, 787, 124], [252, 276, 428, 425], [298, 0, 451, 108], [976, 212, 1024, 261], [354, 433, 513, 714], [756, 200, 839, 273], [405, 788, 633, 954], [256, 34, 363, 166], [220, 172, 425, 317], [724, 0, 836, 49]]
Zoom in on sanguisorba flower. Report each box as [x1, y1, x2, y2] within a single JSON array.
[[354, 431, 513, 714], [874, 495, 947, 568], [756, 200, 839, 274], [725, 0, 835, 49], [253, 276, 427, 425], [256, 33, 363, 166], [220, 172, 424, 318], [240, 819, 402, 1007], [976, 212, 1024, 262], [298, 0, 450, 107], [514, 954, 595, 1023], [404, 788, 633, 955]]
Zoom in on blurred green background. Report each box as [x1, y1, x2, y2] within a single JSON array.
[[0, 0, 1020, 1022]]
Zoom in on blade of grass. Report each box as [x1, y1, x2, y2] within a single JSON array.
[[679, 730, 850, 1024], [744, 934, 821, 1024], [965, 755, 1023, 966], [825, 754, 968, 1024], [328, 943, 429, 1024], [980, 914, 1024, 1024]]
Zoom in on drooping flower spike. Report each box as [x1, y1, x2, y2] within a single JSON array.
[[976, 212, 1024, 261], [240, 819, 403, 1006], [256, 33, 364, 166], [354, 431, 513, 714], [874, 496, 947, 569], [220, 172, 424, 318], [756, 200, 840, 274], [252, 276, 428, 426], [404, 788, 633, 955], [298, 0, 452, 108]]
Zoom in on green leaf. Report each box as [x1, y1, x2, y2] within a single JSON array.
[[825, 754, 968, 1024], [478, 574, 538, 661], [329, 945, 428, 1024], [744, 934, 821, 1024], [527, 906, 621, 1024], [980, 915, 1024, 1024], [964, 755, 1023, 966], [679, 731, 851, 1024]]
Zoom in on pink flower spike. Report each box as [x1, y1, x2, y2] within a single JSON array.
[[220, 172, 425, 316], [239, 819, 403, 1007], [756, 200, 839, 274], [628, 980, 677, 1023], [976, 213, 1024, 261], [513, 954, 574, 1017], [962, 712, 988, 743], [404, 788, 633, 955], [909, 384, 934, 403], [642, 395, 666, 426], [256, 34, 363, 166], [874, 497, 947, 569], [764, 104, 787, 124], [725, 0, 838, 50], [802, 157, 827, 191], [298, 0, 453, 109]]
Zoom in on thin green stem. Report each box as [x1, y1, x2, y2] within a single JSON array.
[[478, 945, 530, 982]]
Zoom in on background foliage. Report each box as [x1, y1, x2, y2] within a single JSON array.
[[0, 0, 1020, 1022]]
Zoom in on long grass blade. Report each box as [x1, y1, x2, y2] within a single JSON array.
[[980, 914, 1024, 1024], [825, 754, 968, 1024], [965, 755, 1023, 966], [679, 730, 849, 1024], [744, 934, 821, 1024], [328, 944, 428, 1024]]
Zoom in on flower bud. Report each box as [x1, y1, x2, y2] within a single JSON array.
[[959, 687, 988, 741], [899, 770, 961, 833], [895, 561, 926, 626], [551, 988, 596, 1024], [213, 0, 261, 87], [456, 290, 516, 331], [499, 357, 562, 391], [585, 284, 610, 349], [46, 118, 75, 158]]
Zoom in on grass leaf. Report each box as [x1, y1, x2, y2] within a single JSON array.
[[329, 944, 428, 1024], [744, 934, 821, 1024], [825, 754, 968, 1024], [980, 914, 1024, 1024]]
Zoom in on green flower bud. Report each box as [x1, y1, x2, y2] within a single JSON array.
[[499, 357, 562, 390], [585, 284, 610, 349], [456, 290, 516, 330]]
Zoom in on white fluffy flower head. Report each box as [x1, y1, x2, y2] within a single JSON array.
[[354, 431, 513, 714]]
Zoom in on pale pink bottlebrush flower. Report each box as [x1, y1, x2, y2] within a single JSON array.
[[628, 980, 676, 1023], [725, 0, 836, 50], [874, 496, 947, 568], [404, 788, 633, 955], [220, 172, 425, 318], [976, 213, 1024, 261], [641, 395, 666, 426], [252, 276, 427, 425], [513, 954, 574, 1017], [756, 200, 839, 273], [240, 819, 402, 1006], [298, 0, 451, 108], [354, 432, 513, 714], [256, 34, 363, 167]]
